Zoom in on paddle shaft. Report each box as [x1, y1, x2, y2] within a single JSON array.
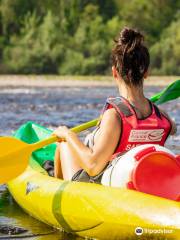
[[30, 118, 99, 151]]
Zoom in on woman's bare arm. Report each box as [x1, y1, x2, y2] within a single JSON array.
[[54, 108, 121, 176]]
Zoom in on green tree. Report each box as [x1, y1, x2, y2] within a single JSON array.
[[150, 13, 180, 75], [59, 4, 109, 75], [117, 0, 180, 45], [0, 0, 180, 75], [4, 11, 64, 73]]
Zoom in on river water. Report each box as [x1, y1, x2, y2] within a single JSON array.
[[0, 85, 179, 239]]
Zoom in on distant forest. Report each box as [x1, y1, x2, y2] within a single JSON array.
[[0, 0, 179, 75]]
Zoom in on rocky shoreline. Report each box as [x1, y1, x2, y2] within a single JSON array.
[[0, 75, 179, 87]]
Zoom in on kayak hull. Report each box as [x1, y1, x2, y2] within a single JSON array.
[[7, 122, 180, 239], [8, 164, 180, 239]]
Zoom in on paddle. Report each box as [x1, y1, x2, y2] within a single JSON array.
[[0, 120, 98, 184], [150, 79, 180, 104], [0, 80, 179, 183]]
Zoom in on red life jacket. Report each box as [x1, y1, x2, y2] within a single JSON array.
[[103, 97, 172, 156]]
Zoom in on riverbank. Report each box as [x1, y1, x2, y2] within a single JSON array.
[[0, 75, 179, 87]]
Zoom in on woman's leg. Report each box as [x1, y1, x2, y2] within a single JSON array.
[[54, 145, 63, 179], [54, 142, 82, 180]]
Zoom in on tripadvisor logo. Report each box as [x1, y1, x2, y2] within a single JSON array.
[[135, 227, 173, 236], [135, 227, 143, 235]]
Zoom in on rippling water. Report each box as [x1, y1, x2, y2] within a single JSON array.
[[0, 85, 179, 239]]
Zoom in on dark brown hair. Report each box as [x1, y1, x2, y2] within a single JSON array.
[[112, 27, 150, 86]]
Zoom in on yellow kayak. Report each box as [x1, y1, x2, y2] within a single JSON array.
[[8, 122, 180, 239]]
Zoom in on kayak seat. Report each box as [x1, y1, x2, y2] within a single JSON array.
[[42, 160, 54, 177], [127, 150, 180, 201]]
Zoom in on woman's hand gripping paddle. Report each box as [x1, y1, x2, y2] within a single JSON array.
[[0, 119, 97, 183], [0, 80, 179, 183]]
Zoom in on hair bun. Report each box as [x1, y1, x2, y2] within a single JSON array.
[[112, 27, 150, 86], [120, 27, 144, 46]]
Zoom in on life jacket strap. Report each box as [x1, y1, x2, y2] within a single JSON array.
[[106, 97, 133, 117]]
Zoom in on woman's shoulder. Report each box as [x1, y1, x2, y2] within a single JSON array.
[[101, 108, 121, 127]]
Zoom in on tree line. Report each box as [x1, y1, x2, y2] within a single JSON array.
[[0, 0, 179, 75]]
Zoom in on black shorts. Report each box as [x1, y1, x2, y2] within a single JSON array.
[[71, 162, 111, 184], [71, 169, 103, 184]]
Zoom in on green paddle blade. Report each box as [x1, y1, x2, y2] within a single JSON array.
[[151, 79, 180, 105]]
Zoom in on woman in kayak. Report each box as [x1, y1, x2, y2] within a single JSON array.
[[53, 27, 176, 182]]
